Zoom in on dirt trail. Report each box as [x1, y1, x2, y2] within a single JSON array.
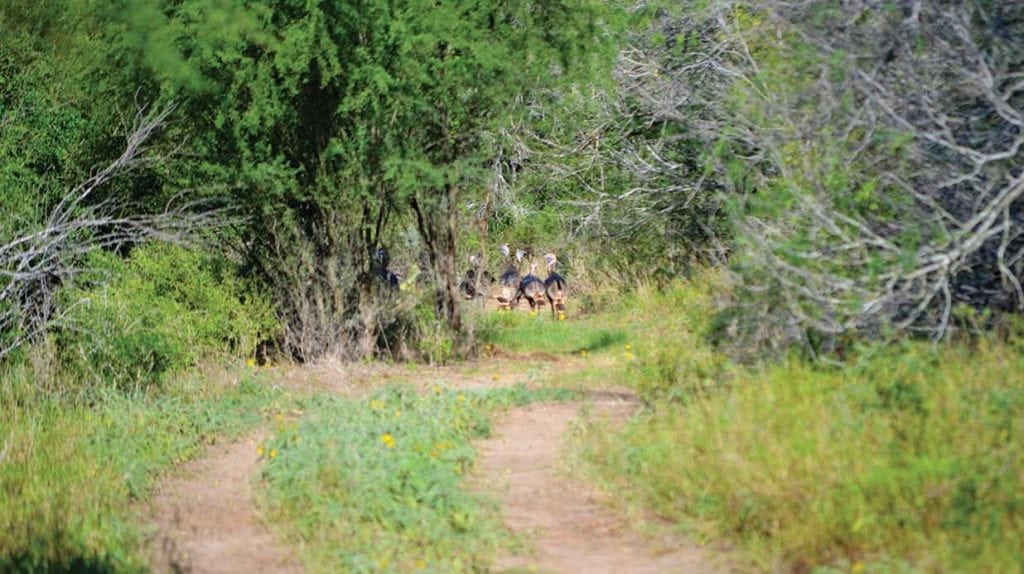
[[147, 433, 302, 574], [476, 398, 729, 574]]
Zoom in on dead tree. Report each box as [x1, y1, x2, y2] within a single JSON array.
[[718, 1, 1024, 348], [0, 103, 221, 363]]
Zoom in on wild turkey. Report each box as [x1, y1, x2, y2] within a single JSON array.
[[495, 244, 523, 310], [373, 246, 400, 289], [515, 261, 546, 313], [543, 253, 567, 319]]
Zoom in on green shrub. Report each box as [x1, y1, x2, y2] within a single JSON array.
[[57, 243, 276, 395]]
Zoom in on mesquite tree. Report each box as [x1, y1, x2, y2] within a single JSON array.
[[110, 0, 613, 360]]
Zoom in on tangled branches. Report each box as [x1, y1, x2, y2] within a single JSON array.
[[698, 1, 1024, 348], [0, 103, 220, 361]]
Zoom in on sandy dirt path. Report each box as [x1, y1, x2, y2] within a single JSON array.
[[476, 398, 730, 574], [147, 433, 302, 574]]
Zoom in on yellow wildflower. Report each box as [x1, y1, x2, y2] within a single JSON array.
[[457, 394, 466, 403], [269, 448, 278, 459], [245, 357, 257, 367], [625, 343, 633, 351], [394, 409, 402, 419], [851, 562, 865, 574], [624, 352, 635, 361], [256, 445, 265, 457], [381, 433, 396, 449], [370, 399, 384, 410], [415, 559, 427, 569], [580, 350, 588, 357]]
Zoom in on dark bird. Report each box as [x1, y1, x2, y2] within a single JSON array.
[[515, 261, 546, 314], [543, 253, 567, 319], [495, 244, 523, 310]]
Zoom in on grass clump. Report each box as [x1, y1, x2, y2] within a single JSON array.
[[0, 368, 285, 572], [260, 384, 578, 572], [577, 274, 1024, 572]]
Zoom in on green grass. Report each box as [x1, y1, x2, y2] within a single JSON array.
[[476, 308, 627, 355], [569, 275, 1024, 572], [0, 366, 286, 572], [260, 383, 580, 573]]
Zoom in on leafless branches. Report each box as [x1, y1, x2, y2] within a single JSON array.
[[719, 1, 1024, 346], [0, 103, 221, 362]]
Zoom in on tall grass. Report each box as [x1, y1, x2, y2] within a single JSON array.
[[575, 275, 1024, 572], [0, 365, 285, 571]]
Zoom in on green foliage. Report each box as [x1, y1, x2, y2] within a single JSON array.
[[477, 308, 626, 356], [0, 366, 284, 572], [413, 303, 457, 365], [575, 274, 1024, 572], [57, 243, 276, 395], [260, 384, 579, 572]]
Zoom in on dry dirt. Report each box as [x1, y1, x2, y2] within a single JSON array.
[[147, 433, 302, 574], [146, 357, 727, 573], [476, 398, 731, 574]]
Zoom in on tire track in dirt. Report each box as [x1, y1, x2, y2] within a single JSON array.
[[475, 398, 731, 574], [147, 433, 301, 574]]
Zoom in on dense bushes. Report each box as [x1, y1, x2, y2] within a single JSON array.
[[56, 243, 275, 395]]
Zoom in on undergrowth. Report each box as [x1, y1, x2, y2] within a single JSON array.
[[571, 274, 1024, 572], [260, 383, 579, 573], [0, 367, 285, 572]]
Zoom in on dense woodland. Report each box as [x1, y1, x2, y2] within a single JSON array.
[[2, 1, 1024, 572]]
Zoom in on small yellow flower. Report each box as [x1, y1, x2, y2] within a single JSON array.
[[580, 350, 588, 357], [381, 433, 396, 449], [529, 310, 537, 317], [245, 357, 257, 367], [432, 385, 442, 394], [457, 394, 466, 403], [415, 559, 427, 569], [269, 448, 278, 459], [625, 343, 633, 351], [370, 399, 384, 410], [851, 562, 865, 574], [624, 352, 635, 360], [558, 313, 566, 321], [256, 445, 265, 457], [394, 409, 402, 418]]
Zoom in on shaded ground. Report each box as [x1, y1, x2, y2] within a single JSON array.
[[476, 399, 731, 574], [147, 433, 302, 574]]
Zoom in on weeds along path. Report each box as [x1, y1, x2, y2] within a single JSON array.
[[476, 398, 729, 574], [147, 432, 301, 574]]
